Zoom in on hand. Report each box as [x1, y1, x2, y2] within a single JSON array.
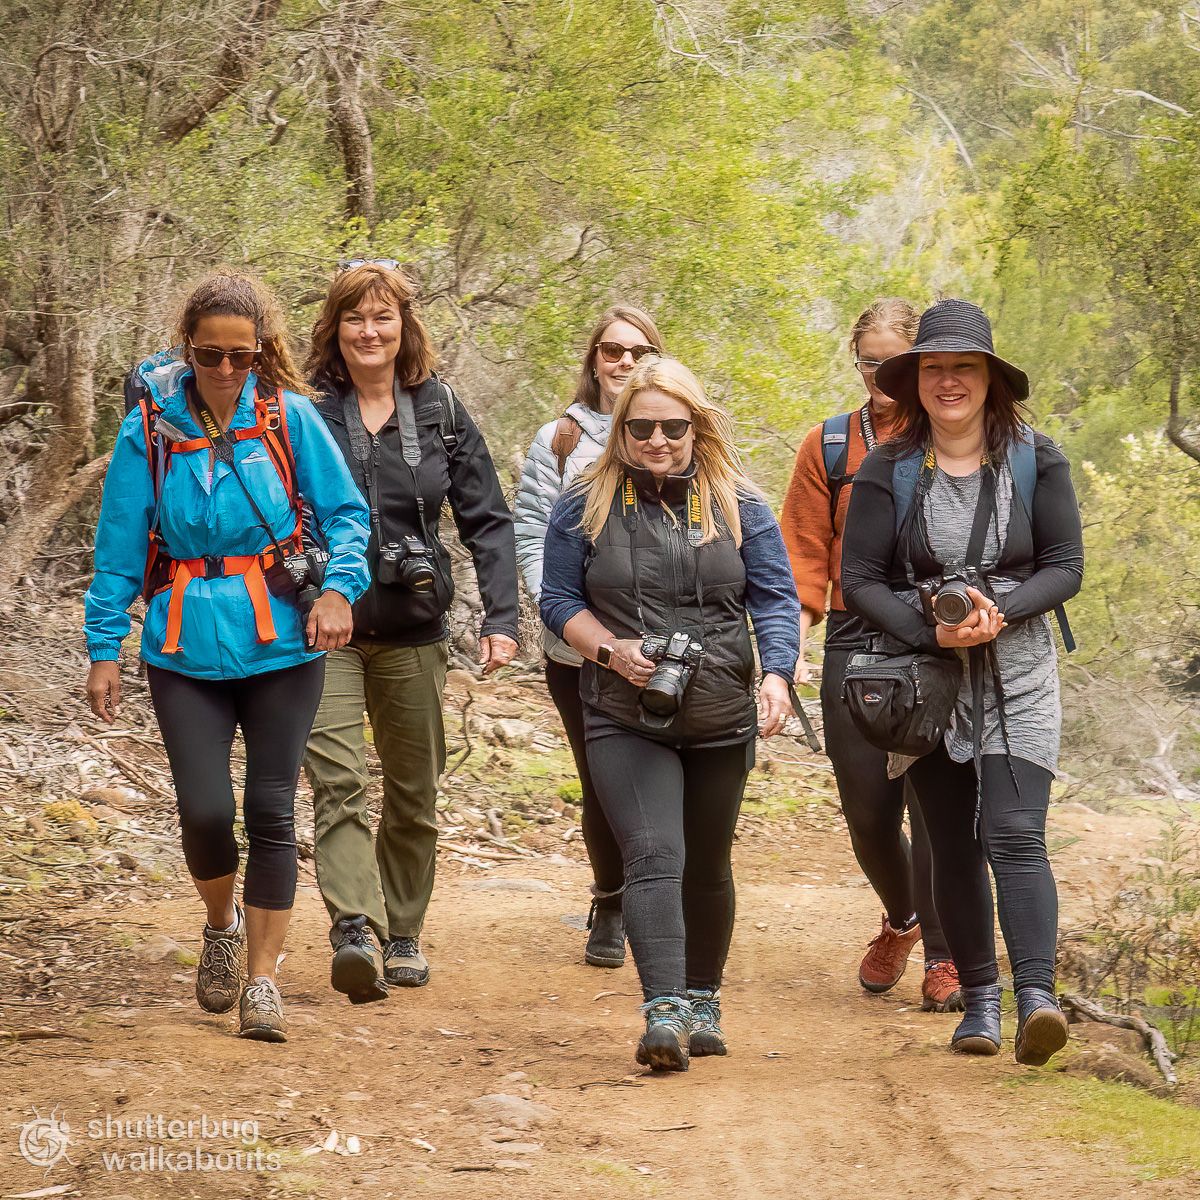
[[608, 638, 656, 687], [794, 651, 813, 687], [305, 590, 354, 651], [479, 634, 518, 675], [757, 673, 794, 739], [935, 586, 1005, 649], [86, 661, 121, 724]]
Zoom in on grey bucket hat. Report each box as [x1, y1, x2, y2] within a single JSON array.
[[874, 298, 1029, 407]]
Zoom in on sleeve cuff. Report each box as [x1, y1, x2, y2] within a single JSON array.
[[88, 645, 121, 663], [479, 623, 520, 642]]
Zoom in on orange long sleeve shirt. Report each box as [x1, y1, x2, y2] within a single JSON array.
[[780, 405, 898, 622]]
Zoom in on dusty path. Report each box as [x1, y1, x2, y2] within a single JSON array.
[[3, 800, 1191, 1199]]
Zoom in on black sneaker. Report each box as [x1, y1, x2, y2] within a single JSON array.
[[330, 917, 388, 1005], [584, 902, 626, 969], [383, 936, 430, 988], [687, 988, 728, 1056], [635, 996, 691, 1072]]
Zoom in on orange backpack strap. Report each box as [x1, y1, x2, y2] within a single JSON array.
[[549, 413, 584, 480]]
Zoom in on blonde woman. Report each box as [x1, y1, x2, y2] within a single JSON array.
[[540, 357, 800, 1071]]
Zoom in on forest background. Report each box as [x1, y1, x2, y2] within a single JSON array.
[[3, 0, 1200, 798]]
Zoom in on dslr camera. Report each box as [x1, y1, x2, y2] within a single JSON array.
[[264, 547, 330, 618], [378, 535, 437, 592], [639, 631, 705, 718], [918, 568, 977, 629]]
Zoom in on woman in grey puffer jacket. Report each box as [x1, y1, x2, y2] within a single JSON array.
[[514, 304, 665, 968]]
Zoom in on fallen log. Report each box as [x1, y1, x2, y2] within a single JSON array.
[[1061, 993, 1177, 1087]]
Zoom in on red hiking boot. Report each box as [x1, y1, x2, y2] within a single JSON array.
[[858, 915, 922, 994], [921, 960, 964, 1012]]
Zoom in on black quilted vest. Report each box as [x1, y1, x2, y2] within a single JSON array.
[[579, 465, 757, 743]]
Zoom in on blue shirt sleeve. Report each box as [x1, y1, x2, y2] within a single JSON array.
[[286, 394, 371, 605], [739, 495, 801, 680], [84, 410, 156, 662], [539, 489, 590, 637]]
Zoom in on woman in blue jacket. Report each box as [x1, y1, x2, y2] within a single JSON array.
[[84, 270, 370, 1043]]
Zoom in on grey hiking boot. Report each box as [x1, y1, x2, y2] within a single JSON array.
[[383, 936, 430, 987], [636, 995, 692, 1072], [196, 901, 245, 1014], [687, 988, 727, 1056], [238, 976, 287, 1043], [584, 901, 626, 969], [330, 917, 388, 1005]]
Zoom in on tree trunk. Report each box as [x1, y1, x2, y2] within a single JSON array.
[[326, 0, 377, 228], [1164, 342, 1200, 465]]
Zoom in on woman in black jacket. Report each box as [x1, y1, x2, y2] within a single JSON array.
[[841, 299, 1083, 1065], [302, 262, 519, 1002]]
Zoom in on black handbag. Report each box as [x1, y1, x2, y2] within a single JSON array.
[[841, 649, 962, 755]]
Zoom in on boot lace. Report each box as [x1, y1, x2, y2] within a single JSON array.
[[388, 936, 419, 958], [199, 932, 242, 991], [688, 990, 721, 1034], [640, 996, 691, 1038], [243, 979, 281, 1019]]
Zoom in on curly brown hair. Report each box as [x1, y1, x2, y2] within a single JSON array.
[[175, 269, 307, 394], [306, 264, 438, 396]]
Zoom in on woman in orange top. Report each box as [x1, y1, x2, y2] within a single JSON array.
[[780, 299, 962, 1012]]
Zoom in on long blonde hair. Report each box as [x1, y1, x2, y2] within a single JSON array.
[[577, 357, 762, 546]]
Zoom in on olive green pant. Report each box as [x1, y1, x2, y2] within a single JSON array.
[[303, 639, 448, 942]]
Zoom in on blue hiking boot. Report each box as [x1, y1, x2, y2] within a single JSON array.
[[687, 988, 727, 1057], [636, 996, 692, 1072], [951, 984, 1002, 1055], [1015, 987, 1069, 1066]]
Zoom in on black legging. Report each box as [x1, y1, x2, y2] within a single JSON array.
[[586, 729, 752, 1000], [906, 746, 1057, 993], [147, 658, 326, 911], [821, 646, 950, 962], [544, 660, 624, 905]]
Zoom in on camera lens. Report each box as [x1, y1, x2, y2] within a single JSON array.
[[641, 665, 684, 716], [933, 585, 973, 627]]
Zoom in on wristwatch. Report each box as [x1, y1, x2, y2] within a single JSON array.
[[596, 643, 614, 669]]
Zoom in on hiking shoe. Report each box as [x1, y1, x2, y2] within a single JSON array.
[[921, 960, 965, 1013], [687, 988, 727, 1057], [858, 915, 922, 994], [383, 936, 430, 988], [951, 984, 1002, 1056], [330, 916, 388, 1005], [196, 901, 245, 1014], [635, 996, 691, 1072], [584, 902, 626, 969], [238, 976, 287, 1043], [1014, 987, 1069, 1067]]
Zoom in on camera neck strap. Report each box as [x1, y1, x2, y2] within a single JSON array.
[[192, 389, 291, 566], [859, 402, 877, 454], [342, 392, 386, 547]]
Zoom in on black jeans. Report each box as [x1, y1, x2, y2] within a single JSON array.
[[148, 658, 326, 911], [906, 746, 1057, 992], [586, 728, 753, 1000], [821, 646, 949, 962], [544, 660, 624, 905]]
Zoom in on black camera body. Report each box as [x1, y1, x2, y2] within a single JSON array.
[[918, 568, 977, 629], [377, 535, 437, 592], [264, 547, 329, 617], [639, 630, 705, 718]]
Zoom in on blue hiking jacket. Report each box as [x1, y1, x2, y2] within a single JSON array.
[[85, 354, 371, 680]]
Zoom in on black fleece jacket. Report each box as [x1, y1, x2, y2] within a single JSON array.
[[315, 377, 519, 646], [840, 433, 1084, 653]]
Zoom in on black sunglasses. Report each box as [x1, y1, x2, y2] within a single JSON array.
[[597, 341, 657, 364], [624, 418, 692, 441], [337, 257, 402, 272], [189, 342, 260, 370]]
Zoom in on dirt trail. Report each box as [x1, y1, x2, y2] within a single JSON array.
[[3, 800, 1191, 1200]]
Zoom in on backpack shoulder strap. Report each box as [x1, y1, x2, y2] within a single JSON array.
[[435, 378, 460, 456], [891, 448, 924, 534], [821, 410, 853, 523], [550, 413, 584, 479], [256, 389, 300, 506]]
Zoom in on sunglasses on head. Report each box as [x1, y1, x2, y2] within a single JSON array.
[[338, 257, 402, 272], [597, 341, 657, 364], [189, 342, 261, 370], [624, 418, 692, 441]]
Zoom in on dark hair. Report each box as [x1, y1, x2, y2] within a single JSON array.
[[848, 298, 920, 356], [887, 357, 1029, 463], [176, 269, 307, 394], [573, 304, 665, 411], [307, 264, 438, 395]]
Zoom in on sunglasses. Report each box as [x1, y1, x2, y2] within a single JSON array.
[[189, 342, 261, 370], [597, 341, 657, 364], [624, 418, 692, 441], [338, 257, 402, 272]]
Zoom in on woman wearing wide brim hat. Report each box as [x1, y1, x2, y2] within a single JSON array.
[[840, 298, 1085, 1066]]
